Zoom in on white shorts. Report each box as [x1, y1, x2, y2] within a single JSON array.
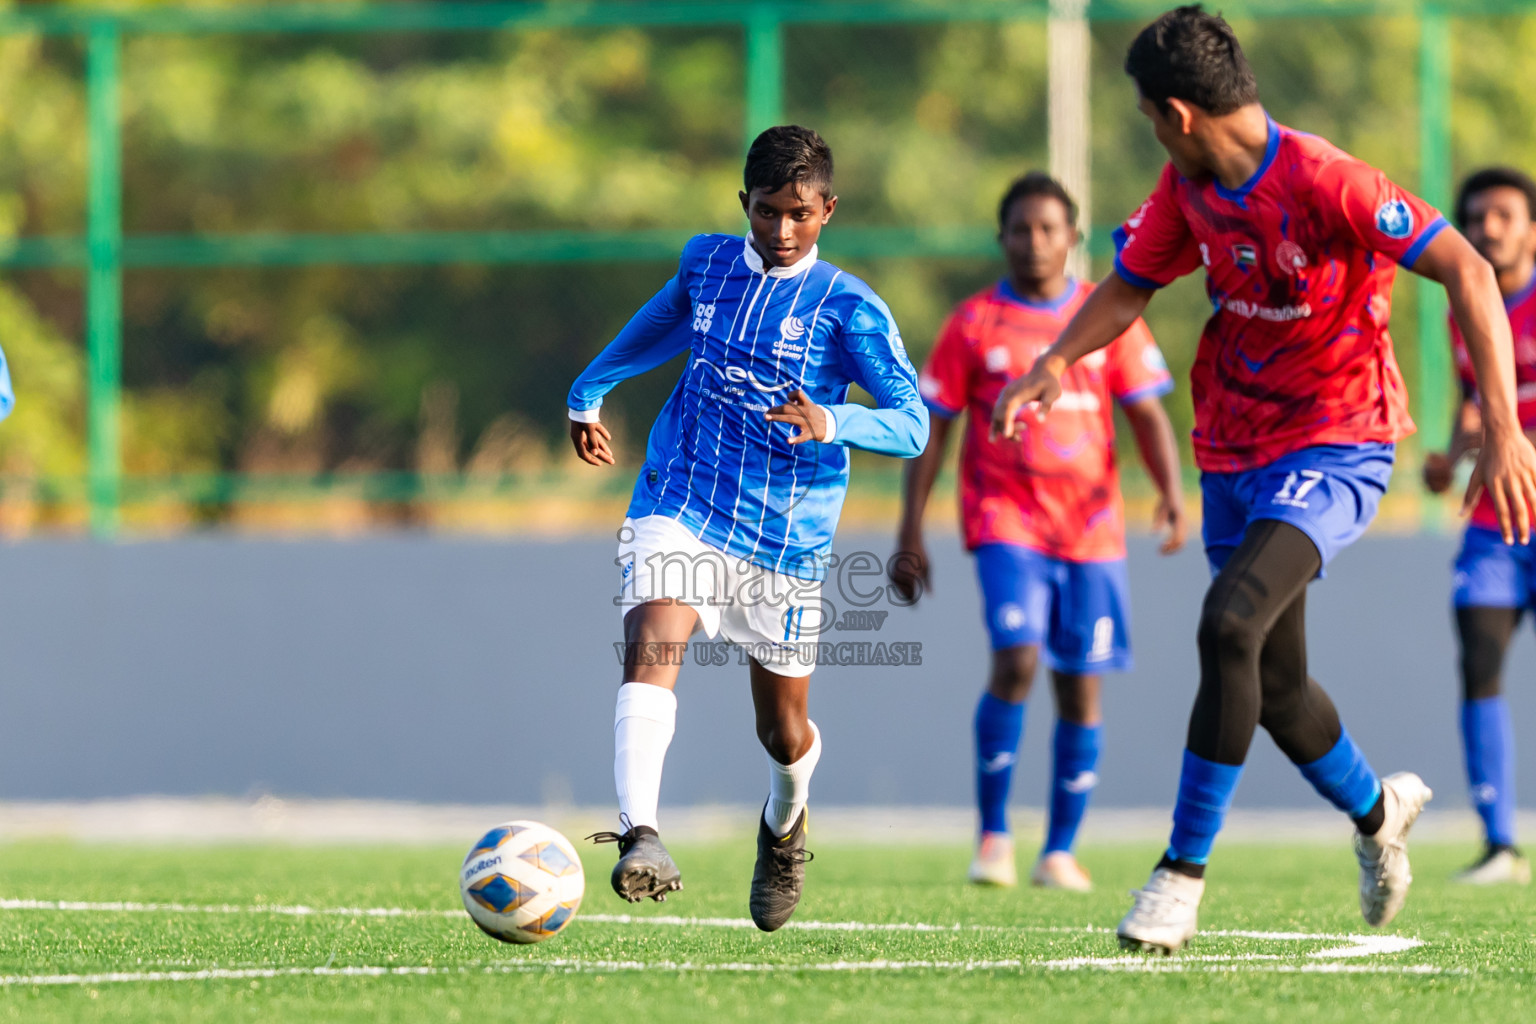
[[616, 515, 823, 677]]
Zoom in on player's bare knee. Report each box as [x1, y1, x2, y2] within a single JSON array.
[[757, 717, 811, 764], [988, 646, 1037, 703], [1052, 673, 1102, 724]]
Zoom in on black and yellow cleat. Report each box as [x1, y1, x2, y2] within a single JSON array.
[[588, 824, 683, 903], [750, 807, 814, 932]]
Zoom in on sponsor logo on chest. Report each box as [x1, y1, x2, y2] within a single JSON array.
[[772, 316, 808, 360], [1274, 240, 1308, 275]]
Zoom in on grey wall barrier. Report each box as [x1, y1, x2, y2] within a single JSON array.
[[0, 534, 1526, 815]]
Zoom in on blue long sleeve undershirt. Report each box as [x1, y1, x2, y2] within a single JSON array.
[[568, 282, 926, 458]]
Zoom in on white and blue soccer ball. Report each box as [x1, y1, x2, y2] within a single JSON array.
[[459, 820, 585, 944]]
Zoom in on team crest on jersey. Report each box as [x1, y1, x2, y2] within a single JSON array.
[[1274, 240, 1308, 275], [773, 316, 808, 359], [1375, 199, 1415, 240], [1231, 243, 1257, 269], [985, 348, 1010, 373]]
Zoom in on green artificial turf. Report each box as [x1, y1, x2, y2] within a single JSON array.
[[0, 838, 1531, 1022]]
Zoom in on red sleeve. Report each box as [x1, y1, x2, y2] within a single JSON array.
[[1112, 163, 1203, 289], [1105, 318, 1175, 404], [917, 308, 974, 418], [1314, 156, 1448, 268]]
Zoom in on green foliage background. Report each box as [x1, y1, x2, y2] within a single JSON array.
[[0, 1, 1521, 514]]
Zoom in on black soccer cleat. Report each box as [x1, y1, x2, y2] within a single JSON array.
[[749, 807, 814, 932], [587, 824, 683, 903]]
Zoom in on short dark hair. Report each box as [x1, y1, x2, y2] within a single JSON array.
[[997, 172, 1078, 229], [1124, 5, 1258, 116], [1456, 166, 1536, 228], [743, 125, 834, 199]]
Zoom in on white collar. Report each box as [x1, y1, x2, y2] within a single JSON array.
[[742, 235, 819, 279]]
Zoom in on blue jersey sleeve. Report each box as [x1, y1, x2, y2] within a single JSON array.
[[824, 299, 929, 457], [0, 341, 12, 422], [567, 268, 691, 418]]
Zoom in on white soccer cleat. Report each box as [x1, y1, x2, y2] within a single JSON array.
[[968, 832, 1017, 887], [1116, 867, 1204, 954], [1452, 846, 1531, 886], [1354, 771, 1432, 927], [1031, 851, 1093, 892]]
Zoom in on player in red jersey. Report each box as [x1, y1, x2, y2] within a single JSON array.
[[1422, 168, 1536, 886], [891, 173, 1184, 891], [993, 6, 1536, 952]]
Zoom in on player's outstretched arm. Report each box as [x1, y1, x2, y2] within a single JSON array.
[[1414, 228, 1536, 542], [1122, 395, 1186, 555], [890, 413, 955, 603], [990, 275, 1155, 440], [566, 273, 692, 467]]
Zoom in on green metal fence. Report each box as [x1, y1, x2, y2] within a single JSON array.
[[0, 1, 1511, 535]]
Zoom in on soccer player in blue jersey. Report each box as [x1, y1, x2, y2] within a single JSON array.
[[994, 6, 1536, 952], [567, 126, 928, 931]]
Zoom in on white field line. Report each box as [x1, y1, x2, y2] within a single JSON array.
[[0, 899, 1420, 949], [0, 956, 1460, 988], [1039, 959, 1456, 975], [0, 898, 1423, 958], [0, 960, 1033, 988], [0, 898, 1440, 977], [0, 898, 457, 919]]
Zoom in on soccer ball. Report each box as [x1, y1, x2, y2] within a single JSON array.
[[459, 820, 585, 944]]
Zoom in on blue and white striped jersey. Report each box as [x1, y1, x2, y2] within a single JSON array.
[[569, 234, 928, 580]]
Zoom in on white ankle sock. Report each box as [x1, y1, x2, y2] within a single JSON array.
[[614, 682, 677, 832], [764, 721, 822, 837]]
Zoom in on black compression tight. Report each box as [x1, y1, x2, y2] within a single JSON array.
[[1186, 520, 1344, 767], [1457, 605, 1521, 702]]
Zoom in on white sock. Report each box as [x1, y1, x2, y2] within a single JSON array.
[[614, 682, 677, 833], [764, 721, 822, 837]]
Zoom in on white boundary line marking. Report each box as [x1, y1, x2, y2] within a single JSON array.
[[0, 898, 1444, 978], [0, 956, 1460, 988], [0, 898, 457, 918]]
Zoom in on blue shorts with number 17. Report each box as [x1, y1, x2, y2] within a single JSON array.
[[1201, 443, 1395, 576]]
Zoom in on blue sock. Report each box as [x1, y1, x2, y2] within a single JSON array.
[[1295, 728, 1382, 819], [975, 693, 1026, 835], [1462, 697, 1517, 847], [1167, 749, 1244, 865], [1044, 720, 1102, 854]]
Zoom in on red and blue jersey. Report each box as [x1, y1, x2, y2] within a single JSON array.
[[919, 279, 1172, 561], [1113, 116, 1445, 473], [1452, 273, 1536, 531]]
